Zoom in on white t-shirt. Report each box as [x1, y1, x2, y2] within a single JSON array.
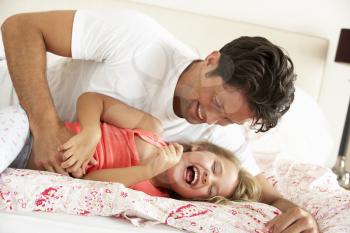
[[0, 10, 260, 176]]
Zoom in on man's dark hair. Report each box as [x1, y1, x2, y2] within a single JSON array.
[[209, 36, 296, 132]]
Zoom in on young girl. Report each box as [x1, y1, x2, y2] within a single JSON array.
[[2, 92, 260, 203]]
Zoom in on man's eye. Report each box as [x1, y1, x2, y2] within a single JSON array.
[[212, 161, 216, 174]]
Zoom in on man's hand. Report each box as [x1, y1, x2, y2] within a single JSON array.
[[58, 127, 100, 176], [264, 207, 318, 233], [256, 175, 319, 233], [27, 123, 73, 175]]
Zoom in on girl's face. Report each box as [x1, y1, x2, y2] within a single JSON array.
[[166, 148, 239, 200]]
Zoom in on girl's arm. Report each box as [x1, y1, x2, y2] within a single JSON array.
[[83, 143, 183, 186], [58, 93, 104, 175], [78, 92, 163, 134], [83, 165, 152, 186], [59, 92, 164, 176]]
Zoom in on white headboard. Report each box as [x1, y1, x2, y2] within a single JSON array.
[[1, 0, 328, 100]]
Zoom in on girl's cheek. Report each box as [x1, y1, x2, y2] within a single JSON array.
[[188, 189, 202, 199]]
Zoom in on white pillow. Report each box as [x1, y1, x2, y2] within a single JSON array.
[[0, 105, 29, 172], [244, 87, 334, 167]]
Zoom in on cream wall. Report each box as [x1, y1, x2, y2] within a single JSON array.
[[129, 0, 350, 164]]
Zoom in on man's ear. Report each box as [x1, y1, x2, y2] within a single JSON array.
[[204, 51, 221, 68]]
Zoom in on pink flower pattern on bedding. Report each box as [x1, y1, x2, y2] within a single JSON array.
[[1, 155, 350, 233]]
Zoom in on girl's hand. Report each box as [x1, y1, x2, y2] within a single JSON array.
[[145, 143, 183, 177], [58, 127, 101, 176]]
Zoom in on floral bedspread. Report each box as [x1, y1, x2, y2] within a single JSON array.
[[1, 155, 349, 233]]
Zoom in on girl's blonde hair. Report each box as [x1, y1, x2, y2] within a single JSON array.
[[189, 141, 261, 204]]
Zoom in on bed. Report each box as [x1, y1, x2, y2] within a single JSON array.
[[1, 0, 348, 232], [1, 153, 349, 232]]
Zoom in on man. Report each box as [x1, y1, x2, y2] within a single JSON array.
[[1, 10, 318, 232]]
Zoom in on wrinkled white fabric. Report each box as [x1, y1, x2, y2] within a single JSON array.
[[0, 105, 29, 172]]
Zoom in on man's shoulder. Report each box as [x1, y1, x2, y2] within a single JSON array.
[[75, 9, 164, 31]]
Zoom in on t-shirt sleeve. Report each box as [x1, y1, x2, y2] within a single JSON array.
[[208, 125, 261, 176], [71, 10, 160, 64]]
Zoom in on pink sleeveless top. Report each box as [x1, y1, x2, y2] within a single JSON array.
[[65, 122, 168, 197]]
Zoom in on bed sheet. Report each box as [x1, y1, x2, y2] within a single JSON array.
[[0, 210, 180, 233], [255, 155, 350, 233], [1, 154, 350, 233]]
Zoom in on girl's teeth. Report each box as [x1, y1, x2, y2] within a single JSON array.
[[191, 166, 199, 185]]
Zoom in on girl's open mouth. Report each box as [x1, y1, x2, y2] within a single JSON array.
[[184, 165, 199, 186]]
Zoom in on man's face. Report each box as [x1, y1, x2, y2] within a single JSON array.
[[174, 52, 254, 126]]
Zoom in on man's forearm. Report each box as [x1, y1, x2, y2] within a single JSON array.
[[270, 197, 299, 213], [257, 174, 297, 212], [257, 174, 319, 232], [2, 11, 75, 134], [1, 14, 59, 134]]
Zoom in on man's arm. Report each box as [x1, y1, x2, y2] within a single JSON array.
[[256, 174, 319, 233], [1, 11, 76, 174]]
